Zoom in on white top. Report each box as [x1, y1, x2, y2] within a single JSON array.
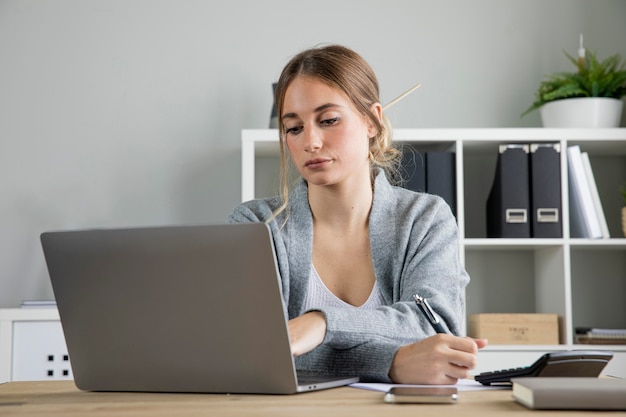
[[301, 265, 386, 311]]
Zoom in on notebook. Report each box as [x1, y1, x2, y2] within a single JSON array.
[[512, 377, 626, 410], [40, 223, 358, 394]]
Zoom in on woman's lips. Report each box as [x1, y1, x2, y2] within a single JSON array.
[[305, 158, 331, 169]]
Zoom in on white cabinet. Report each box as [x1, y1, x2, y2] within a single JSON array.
[[0, 308, 70, 382], [241, 128, 626, 376]]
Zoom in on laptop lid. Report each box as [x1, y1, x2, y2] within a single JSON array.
[[41, 223, 357, 394]]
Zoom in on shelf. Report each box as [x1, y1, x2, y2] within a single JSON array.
[[241, 128, 626, 363], [568, 239, 626, 249], [464, 239, 563, 249], [464, 238, 626, 250], [0, 308, 59, 321], [392, 127, 626, 141], [480, 344, 626, 352], [242, 128, 626, 157]]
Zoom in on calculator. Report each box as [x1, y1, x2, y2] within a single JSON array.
[[474, 350, 613, 385]]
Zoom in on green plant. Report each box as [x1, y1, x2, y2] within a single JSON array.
[[522, 50, 626, 117], [621, 182, 626, 205]]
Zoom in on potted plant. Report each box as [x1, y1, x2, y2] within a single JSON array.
[[522, 38, 626, 127]]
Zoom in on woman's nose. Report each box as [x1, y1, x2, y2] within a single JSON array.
[[304, 127, 322, 152]]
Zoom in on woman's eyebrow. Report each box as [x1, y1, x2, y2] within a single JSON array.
[[282, 103, 342, 121], [314, 103, 341, 113]]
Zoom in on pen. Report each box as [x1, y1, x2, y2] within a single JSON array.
[[413, 294, 448, 334]]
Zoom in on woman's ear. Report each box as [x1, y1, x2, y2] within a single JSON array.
[[368, 102, 383, 137]]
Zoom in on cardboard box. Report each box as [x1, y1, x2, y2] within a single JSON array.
[[468, 314, 559, 344]]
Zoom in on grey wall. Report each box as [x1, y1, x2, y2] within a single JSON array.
[[1, 0, 625, 307]]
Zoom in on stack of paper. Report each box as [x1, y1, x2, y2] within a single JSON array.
[[576, 327, 626, 345]]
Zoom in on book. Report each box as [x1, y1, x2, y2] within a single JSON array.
[[581, 151, 610, 238], [512, 377, 626, 410], [567, 145, 602, 238]]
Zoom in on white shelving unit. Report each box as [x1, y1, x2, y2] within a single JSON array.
[[242, 128, 626, 376], [0, 308, 71, 383]]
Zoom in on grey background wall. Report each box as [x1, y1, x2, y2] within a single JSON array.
[[1, 0, 625, 307]]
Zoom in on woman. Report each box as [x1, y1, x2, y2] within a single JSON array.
[[229, 44, 487, 384]]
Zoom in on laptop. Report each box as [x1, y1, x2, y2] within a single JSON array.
[[40, 223, 358, 394]]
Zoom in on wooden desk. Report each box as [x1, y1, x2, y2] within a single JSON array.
[[1, 380, 624, 416]]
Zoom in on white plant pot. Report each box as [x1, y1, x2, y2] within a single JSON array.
[[540, 97, 623, 128]]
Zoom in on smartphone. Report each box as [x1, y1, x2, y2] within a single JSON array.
[[384, 387, 458, 404]]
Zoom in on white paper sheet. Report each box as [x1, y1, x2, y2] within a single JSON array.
[[350, 378, 509, 392]]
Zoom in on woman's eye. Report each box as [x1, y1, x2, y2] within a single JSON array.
[[285, 126, 303, 135], [320, 117, 339, 126]]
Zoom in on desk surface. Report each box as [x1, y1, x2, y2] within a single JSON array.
[[1, 380, 624, 416]]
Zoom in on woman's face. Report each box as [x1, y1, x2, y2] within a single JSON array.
[[281, 76, 377, 189]]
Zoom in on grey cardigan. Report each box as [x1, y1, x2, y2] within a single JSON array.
[[228, 170, 469, 382]]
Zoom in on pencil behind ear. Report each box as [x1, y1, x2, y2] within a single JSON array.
[[383, 83, 422, 111]]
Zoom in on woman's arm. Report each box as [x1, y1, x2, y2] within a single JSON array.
[[290, 312, 488, 384]]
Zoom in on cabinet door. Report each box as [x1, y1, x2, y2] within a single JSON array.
[[12, 321, 71, 381]]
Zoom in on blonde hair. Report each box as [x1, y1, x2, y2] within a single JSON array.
[[270, 44, 401, 222]]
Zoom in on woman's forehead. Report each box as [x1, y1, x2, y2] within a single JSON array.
[[282, 76, 352, 114]]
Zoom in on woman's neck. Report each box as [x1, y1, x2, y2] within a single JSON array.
[[307, 173, 373, 231]]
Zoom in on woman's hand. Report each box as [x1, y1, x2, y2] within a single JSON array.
[[288, 311, 327, 356], [389, 334, 488, 384]]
